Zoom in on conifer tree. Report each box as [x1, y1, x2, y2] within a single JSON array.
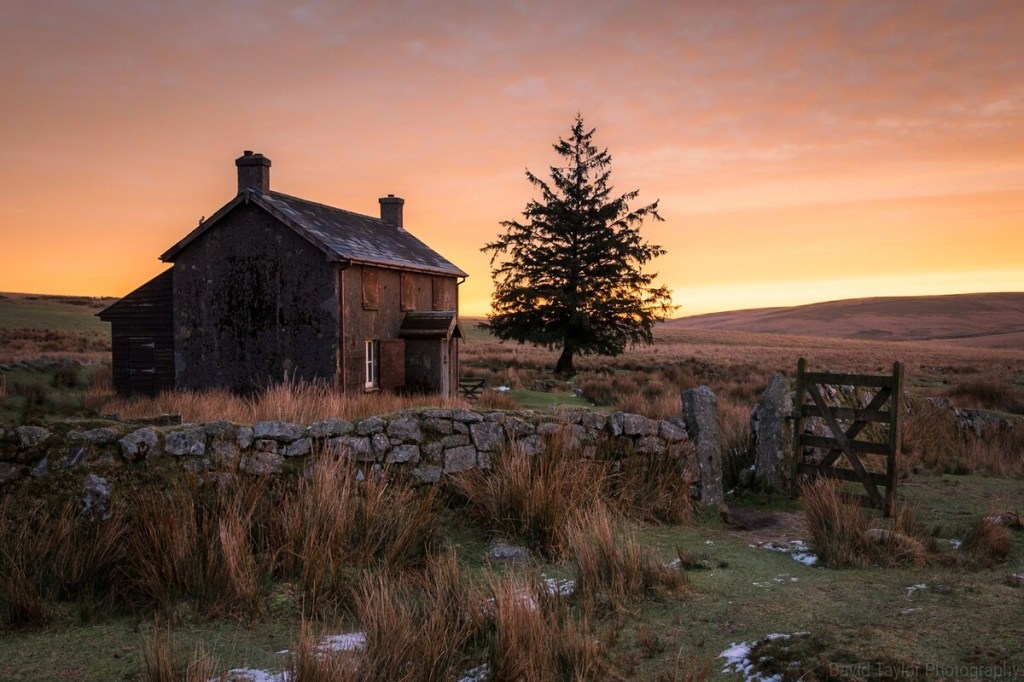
[[483, 115, 675, 375]]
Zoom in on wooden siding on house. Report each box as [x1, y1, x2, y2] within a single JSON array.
[[97, 269, 174, 396], [340, 264, 459, 394]]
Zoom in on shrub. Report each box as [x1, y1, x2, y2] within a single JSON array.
[[50, 362, 80, 389]]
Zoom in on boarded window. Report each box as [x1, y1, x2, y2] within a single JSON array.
[[431, 277, 450, 311], [379, 339, 406, 390], [362, 269, 379, 310], [401, 272, 416, 312]]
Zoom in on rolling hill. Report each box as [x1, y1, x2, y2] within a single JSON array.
[[666, 292, 1024, 348]]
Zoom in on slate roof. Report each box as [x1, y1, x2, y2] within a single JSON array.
[[161, 189, 467, 278]]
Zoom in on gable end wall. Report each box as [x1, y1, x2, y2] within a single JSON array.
[[172, 203, 339, 390]]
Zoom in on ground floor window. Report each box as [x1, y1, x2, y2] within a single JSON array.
[[365, 340, 379, 389]]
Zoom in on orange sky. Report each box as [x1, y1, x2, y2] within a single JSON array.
[[1, 0, 1021, 317]]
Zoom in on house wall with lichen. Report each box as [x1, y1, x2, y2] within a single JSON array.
[[172, 203, 338, 391]]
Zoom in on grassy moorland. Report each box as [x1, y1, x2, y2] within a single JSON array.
[[0, 293, 1022, 680]]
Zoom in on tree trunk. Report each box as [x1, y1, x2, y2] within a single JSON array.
[[555, 345, 575, 375]]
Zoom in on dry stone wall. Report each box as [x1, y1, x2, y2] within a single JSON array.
[[0, 408, 718, 504]]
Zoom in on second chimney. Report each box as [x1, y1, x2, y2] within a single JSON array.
[[379, 194, 404, 228], [236, 150, 271, 194]]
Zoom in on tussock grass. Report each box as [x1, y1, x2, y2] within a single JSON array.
[[454, 435, 606, 560], [568, 505, 689, 615], [484, 573, 605, 682], [601, 443, 696, 524], [475, 389, 519, 410], [947, 379, 1024, 414], [0, 497, 129, 628], [353, 553, 481, 681], [803, 479, 927, 569], [274, 455, 440, 614], [961, 518, 1012, 568], [902, 396, 1024, 478], [141, 621, 222, 682], [2, 455, 439, 628]]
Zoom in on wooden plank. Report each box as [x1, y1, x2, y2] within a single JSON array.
[[459, 379, 485, 399], [800, 435, 892, 456], [817, 387, 892, 468], [797, 463, 890, 487], [801, 371, 894, 388], [361, 268, 379, 310], [791, 358, 807, 496], [379, 339, 405, 390], [885, 361, 904, 517], [805, 381, 883, 504], [799, 405, 891, 423]]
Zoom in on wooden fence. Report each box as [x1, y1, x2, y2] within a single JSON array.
[[791, 358, 903, 516]]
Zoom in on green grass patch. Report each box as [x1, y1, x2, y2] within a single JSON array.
[[506, 388, 594, 410], [0, 294, 113, 334]]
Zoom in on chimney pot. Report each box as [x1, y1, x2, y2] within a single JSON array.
[[235, 150, 271, 194], [379, 195, 404, 228]]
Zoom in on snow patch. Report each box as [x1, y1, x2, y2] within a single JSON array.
[[215, 669, 288, 682], [719, 633, 803, 681], [757, 540, 818, 566], [905, 583, 927, 597], [318, 632, 366, 652], [457, 663, 492, 682]]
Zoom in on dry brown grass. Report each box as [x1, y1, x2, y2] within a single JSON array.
[[2, 456, 440, 628], [274, 454, 441, 614], [484, 572, 605, 682], [476, 389, 519, 410], [141, 621, 222, 682], [802, 479, 927, 569], [601, 443, 696, 525], [0, 497, 130, 628], [961, 518, 1012, 568], [946, 379, 1024, 414], [453, 436, 606, 560], [568, 505, 689, 615], [100, 381, 467, 424], [902, 396, 1024, 478]]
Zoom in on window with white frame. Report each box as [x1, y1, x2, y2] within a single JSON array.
[[364, 340, 379, 389]]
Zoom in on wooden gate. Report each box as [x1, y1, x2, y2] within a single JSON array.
[[791, 358, 903, 516]]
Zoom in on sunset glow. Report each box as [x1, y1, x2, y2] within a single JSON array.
[[1, 1, 1021, 317]]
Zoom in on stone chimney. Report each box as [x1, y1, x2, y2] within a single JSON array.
[[379, 194, 404, 228], [235, 150, 271, 194]]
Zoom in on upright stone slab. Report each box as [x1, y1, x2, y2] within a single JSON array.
[[751, 374, 793, 494], [681, 385, 724, 506]]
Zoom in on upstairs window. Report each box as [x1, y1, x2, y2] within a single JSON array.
[[365, 340, 379, 389], [401, 272, 416, 311], [362, 269, 379, 310]]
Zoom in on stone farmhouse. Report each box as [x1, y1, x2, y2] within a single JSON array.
[[99, 151, 466, 397]]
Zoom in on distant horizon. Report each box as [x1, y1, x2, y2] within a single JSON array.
[[6, 287, 1024, 322], [1, 2, 1022, 318]]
